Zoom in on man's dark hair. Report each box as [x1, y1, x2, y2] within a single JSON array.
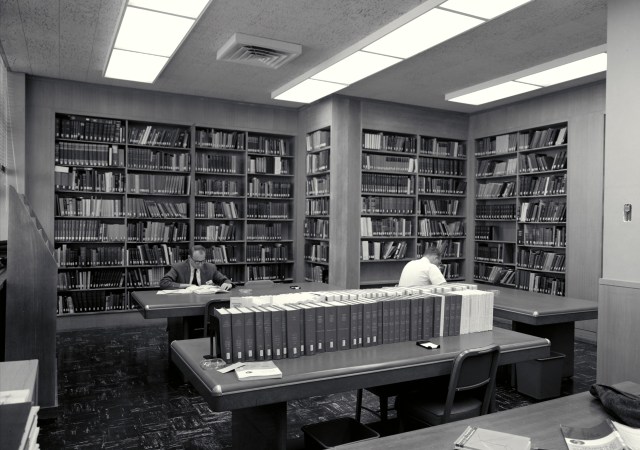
[[423, 246, 442, 259]]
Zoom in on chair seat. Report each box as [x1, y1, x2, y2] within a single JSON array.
[[396, 392, 483, 426]]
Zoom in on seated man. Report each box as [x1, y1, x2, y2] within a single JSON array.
[[398, 246, 446, 287], [160, 245, 233, 291]]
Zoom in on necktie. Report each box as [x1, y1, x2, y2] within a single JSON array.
[[191, 269, 199, 285]]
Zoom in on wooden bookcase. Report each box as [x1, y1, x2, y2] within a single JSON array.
[[304, 127, 330, 283], [359, 129, 467, 286], [473, 123, 567, 296], [54, 113, 295, 316]]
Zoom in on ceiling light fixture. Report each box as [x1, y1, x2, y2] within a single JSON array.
[[273, 0, 533, 103], [105, 0, 211, 83], [446, 46, 607, 105]]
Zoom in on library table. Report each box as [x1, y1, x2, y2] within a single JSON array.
[[336, 381, 640, 449], [491, 286, 598, 377], [171, 327, 550, 450], [132, 281, 340, 346]]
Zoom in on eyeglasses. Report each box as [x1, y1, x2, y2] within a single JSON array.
[[190, 258, 205, 265]]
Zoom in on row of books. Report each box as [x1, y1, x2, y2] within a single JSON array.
[[247, 179, 292, 198], [517, 249, 566, 272], [246, 243, 289, 262], [419, 158, 465, 176], [195, 200, 240, 219], [195, 223, 238, 241], [304, 242, 329, 263], [205, 245, 240, 264], [476, 204, 517, 220], [515, 271, 565, 296], [246, 136, 292, 156], [55, 220, 127, 242], [127, 244, 187, 266], [57, 291, 130, 314], [361, 240, 408, 260], [306, 150, 329, 174], [518, 225, 566, 247], [476, 136, 516, 157], [247, 264, 291, 281], [305, 265, 328, 283], [127, 199, 188, 218], [57, 270, 124, 290], [304, 218, 329, 239], [54, 167, 125, 192], [128, 125, 190, 148], [127, 222, 189, 242], [213, 286, 493, 362], [246, 223, 287, 241], [474, 263, 515, 286], [128, 148, 190, 171], [475, 126, 567, 156], [477, 181, 516, 199], [527, 126, 568, 149], [361, 217, 413, 237], [418, 219, 465, 237], [362, 174, 414, 195], [475, 242, 512, 263], [361, 196, 414, 214], [195, 153, 241, 173], [419, 199, 460, 216], [440, 262, 462, 279], [475, 225, 501, 241], [417, 239, 463, 258], [56, 116, 124, 142], [519, 151, 567, 173], [55, 197, 123, 217], [196, 179, 240, 196], [362, 153, 417, 173], [55, 142, 124, 167], [420, 138, 466, 158], [306, 129, 330, 151], [519, 174, 567, 196], [128, 174, 191, 195], [362, 132, 417, 153], [306, 198, 329, 215], [248, 156, 291, 175], [418, 178, 467, 195], [247, 201, 290, 219], [195, 129, 246, 149], [127, 267, 165, 287], [476, 158, 517, 177], [218, 265, 244, 283], [519, 200, 566, 222], [306, 176, 330, 196], [56, 245, 124, 267]]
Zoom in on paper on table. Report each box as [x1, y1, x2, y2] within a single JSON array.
[[157, 285, 226, 295], [235, 361, 282, 381]]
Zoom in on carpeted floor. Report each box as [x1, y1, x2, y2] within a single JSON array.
[[38, 325, 597, 449]]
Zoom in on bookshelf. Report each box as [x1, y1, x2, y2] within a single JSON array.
[[304, 127, 330, 283], [473, 123, 567, 296], [55, 114, 296, 315]]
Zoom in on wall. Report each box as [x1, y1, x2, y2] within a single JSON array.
[[469, 81, 606, 343]]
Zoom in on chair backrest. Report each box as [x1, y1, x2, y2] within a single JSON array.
[[244, 280, 275, 287], [442, 344, 500, 423]]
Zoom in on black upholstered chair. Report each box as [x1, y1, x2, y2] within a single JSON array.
[[395, 345, 500, 429]]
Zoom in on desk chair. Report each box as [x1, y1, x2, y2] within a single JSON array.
[[395, 345, 500, 430], [355, 381, 421, 422], [244, 280, 275, 288]]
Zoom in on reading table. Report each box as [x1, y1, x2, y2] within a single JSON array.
[[335, 381, 640, 449], [171, 327, 550, 450]]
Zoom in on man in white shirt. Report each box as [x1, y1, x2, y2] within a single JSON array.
[[398, 247, 446, 286]]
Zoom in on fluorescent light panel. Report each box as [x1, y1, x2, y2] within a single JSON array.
[[311, 51, 402, 85], [363, 8, 483, 59], [448, 81, 540, 105], [439, 0, 532, 20], [516, 53, 607, 86], [105, 49, 169, 83], [128, 0, 210, 18], [274, 79, 347, 104]]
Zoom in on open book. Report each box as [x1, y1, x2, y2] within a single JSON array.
[[454, 426, 531, 450], [157, 285, 226, 295], [235, 361, 282, 381], [561, 419, 640, 450]]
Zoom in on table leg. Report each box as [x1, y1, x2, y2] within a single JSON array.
[[512, 321, 575, 378], [232, 402, 287, 450]]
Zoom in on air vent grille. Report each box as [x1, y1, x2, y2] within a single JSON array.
[[217, 33, 302, 69]]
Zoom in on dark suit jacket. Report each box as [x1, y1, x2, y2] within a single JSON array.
[[159, 261, 230, 289]]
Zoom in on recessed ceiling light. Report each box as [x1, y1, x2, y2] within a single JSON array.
[[128, 0, 211, 19], [447, 81, 540, 105], [273, 79, 347, 104], [438, 0, 532, 20], [516, 53, 607, 87], [105, 49, 169, 83], [311, 51, 402, 85]]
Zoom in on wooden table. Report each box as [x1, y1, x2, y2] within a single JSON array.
[[336, 381, 640, 449], [491, 286, 598, 377], [171, 328, 550, 450]]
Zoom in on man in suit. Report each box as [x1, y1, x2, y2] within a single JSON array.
[[160, 245, 233, 290]]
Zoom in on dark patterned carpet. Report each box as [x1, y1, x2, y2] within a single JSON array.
[[38, 325, 597, 449]]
